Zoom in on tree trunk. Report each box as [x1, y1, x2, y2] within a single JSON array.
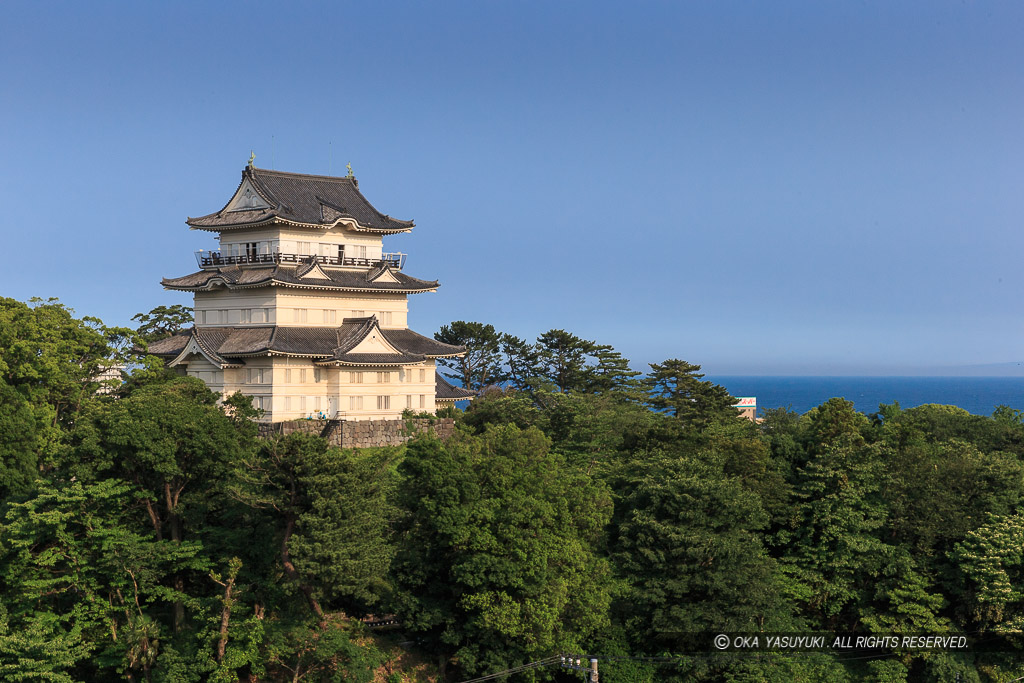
[[167, 483, 184, 632], [216, 570, 237, 662]]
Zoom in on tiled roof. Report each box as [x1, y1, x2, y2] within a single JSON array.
[[381, 328, 466, 358], [148, 318, 465, 367], [187, 166, 413, 232], [435, 374, 477, 400], [162, 263, 438, 294], [147, 333, 190, 356]]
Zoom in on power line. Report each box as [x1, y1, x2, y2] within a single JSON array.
[[457, 656, 564, 683]]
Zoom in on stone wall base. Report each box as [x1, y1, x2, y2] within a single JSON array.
[[258, 417, 455, 448]]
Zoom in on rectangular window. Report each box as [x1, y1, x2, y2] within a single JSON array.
[[377, 371, 391, 384], [247, 369, 268, 384], [300, 396, 306, 411], [349, 396, 363, 411], [252, 308, 266, 323], [377, 395, 390, 410], [197, 310, 207, 325], [285, 369, 292, 383], [338, 245, 346, 261], [323, 310, 336, 324], [293, 309, 308, 323], [219, 310, 228, 324], [381, 311, 393, 326], [298, 241, 311, 255], [349, 371, 364, 383], [246, 242, 258, 259], [406, 394, 412, 409], [358, 245, 367, 259], [419, 395, 425, 409], [419, 369, 426, 383], [300, 369, 307, 383], [285, 396, 292, 410]]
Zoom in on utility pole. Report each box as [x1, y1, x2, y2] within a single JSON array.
[[560, 655, 598, 681]]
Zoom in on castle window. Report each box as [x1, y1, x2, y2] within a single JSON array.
[[246, 242, 258, 260], [324, 310, 337, 324], [377, 395, 390, 410], [298, 241, 311, 256], [419, 369, 426, 383], [300, 369, 308, 383], [285, 369, 292, 383], [419, 395, 425, 409], [406, 395, 412, 409], [382, 311, 393, 326], [285, 396, 292, 410], [247, 368, 268, 384], [293, 309, 308, 323], [377, 371, 391, 384], [349, 396, 363, 410]]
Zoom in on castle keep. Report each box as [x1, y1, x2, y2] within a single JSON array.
[[150, 162, 474, 422]]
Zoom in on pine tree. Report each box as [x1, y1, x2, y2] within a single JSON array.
[[434, 321, 504, 390]]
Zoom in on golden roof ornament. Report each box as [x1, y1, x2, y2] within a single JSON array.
[[346, 162, 354, 178], [248, 150, 255, 168]]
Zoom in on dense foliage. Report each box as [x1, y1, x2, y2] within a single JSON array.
[[1, 302, 1022, 681]]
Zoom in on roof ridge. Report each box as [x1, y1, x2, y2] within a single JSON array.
[[250, 166, 359, 182]]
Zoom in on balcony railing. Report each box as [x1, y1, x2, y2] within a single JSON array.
[[195, 250, 406, 270]]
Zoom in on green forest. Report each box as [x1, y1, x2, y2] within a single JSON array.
[[1, 298, 1023, 682]]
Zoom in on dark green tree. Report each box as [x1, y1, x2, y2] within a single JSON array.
[[643, 359, 737, 427], [132, 305, 194, 344], [0, 297, 134, 499], [498, 333, 541, 391], [614, 448, 792, 643], [950, 512, 1024, 636], [231, 434, 398, 621], [391, 427, 612, 679], [434, 321, 503, 390], [534, 329, 595, 393], [778, 399, 887, 627], [68, 377, 254, 634], [0, 478, 205, 681], [585, 344, 643, 398]]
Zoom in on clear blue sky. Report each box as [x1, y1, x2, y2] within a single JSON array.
[[2, 1, 1022, 375]]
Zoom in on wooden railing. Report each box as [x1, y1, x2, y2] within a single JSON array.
[[195, 251, 405, 269]]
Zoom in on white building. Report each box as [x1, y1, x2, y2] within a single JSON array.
[[150, 161, 474, 421]]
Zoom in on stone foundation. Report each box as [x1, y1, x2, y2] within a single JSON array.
[[258, 417, 455, 448]]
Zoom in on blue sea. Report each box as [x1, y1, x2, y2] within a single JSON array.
[[708, 376, 1024, 417]]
